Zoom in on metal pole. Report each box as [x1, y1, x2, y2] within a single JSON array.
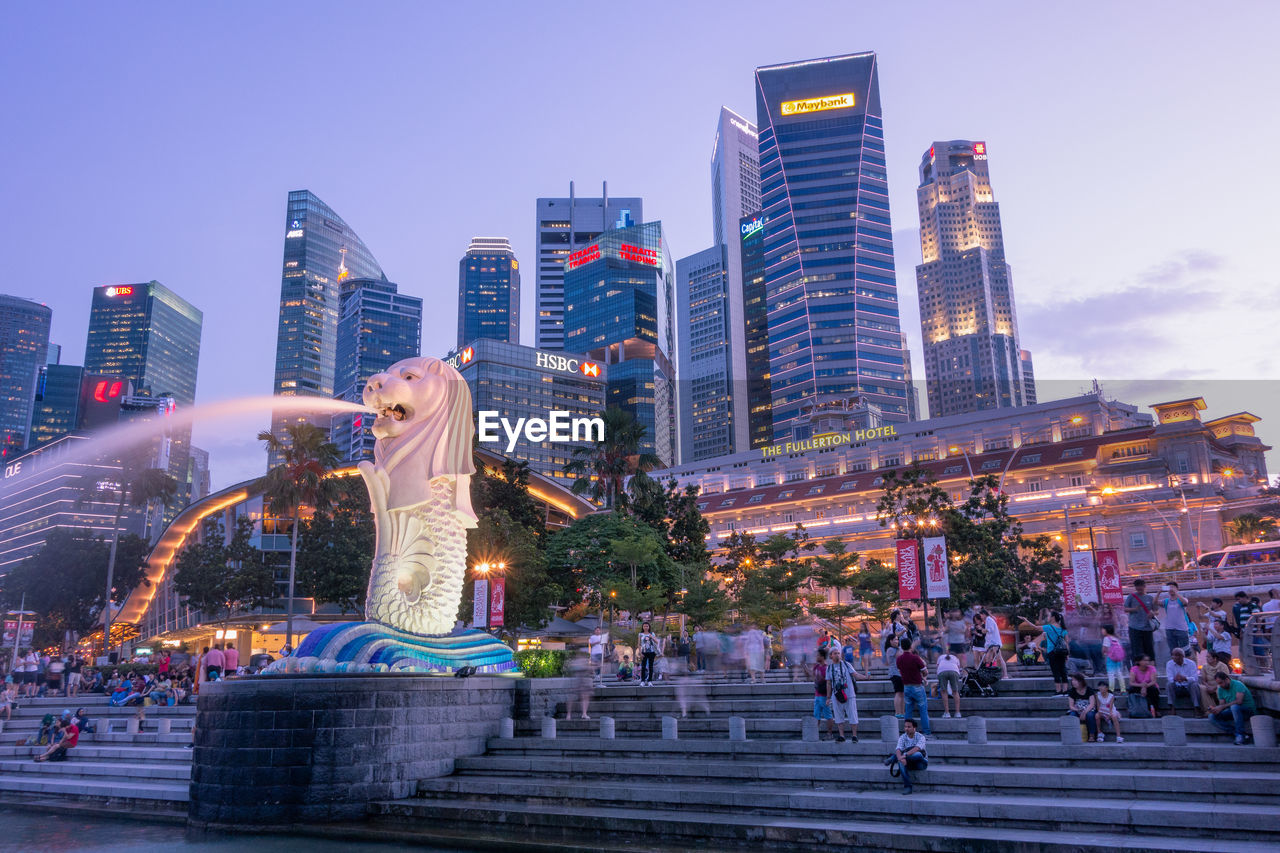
[[9, 593, 25, 671]]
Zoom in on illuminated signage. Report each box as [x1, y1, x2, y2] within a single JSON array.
[[104, 286, 133, 298], [741, 217, 764, 239], [93, 380, 125, 402], [728, 117, 756, 137], [972, 141, 987, 160], [286, 229, 305, 238], [619, 243, 658, 266], [535, 351, 601, 378], [567, 244, 600, 270], [3, 462, 21, 479], [461, 347, 474, 364], [760, 424, 901, 459], [780, 92, 855, 116]]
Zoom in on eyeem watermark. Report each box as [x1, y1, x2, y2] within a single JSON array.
[[477, 411, 604, 452]]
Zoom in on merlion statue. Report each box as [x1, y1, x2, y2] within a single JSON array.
[[265, 356, 514, 675]]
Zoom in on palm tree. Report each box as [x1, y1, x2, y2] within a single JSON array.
[[563, 407, 660, 509], [255, 423, 341, 649], [1229, 512, 1275, 544], [80, 465, 179, 655]]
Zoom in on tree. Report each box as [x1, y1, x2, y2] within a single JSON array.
[[173, 517, 274, 619], [545, 512, 675, 612], [472, 457, 544, 532], [735, 528, 813, 628], [255, 423, 342, 648], [2, 529, 150, 649], [1229, 512, 1276, 544], [809, 539, 861, 634], [78, 462, 178, 652], [296, 476, 374, 613], [676, 571, 730, 627], [846, 557, 901, 625], [626, 474, 711, 568], [563, 407, 661, 509], [462, 509, 559, 642]]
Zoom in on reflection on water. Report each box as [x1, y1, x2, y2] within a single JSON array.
[[0, 809, 462, 853]]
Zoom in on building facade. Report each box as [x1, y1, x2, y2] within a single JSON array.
[[916, 140, 1034, 417], [739, 213, 773, 450], [333, 277, 423, 462], [27, 366, 129, 449], [755, 52, 916, 440], [444, 338, 607, 483], [269, 190, 387, 455], [676, 245, 740, 461], [534, 183, 642, 351], [0, 295, 52, 460], [457, 237, 519, 349], [562, 220, 678, 467], [662, 393, 1270, 582]]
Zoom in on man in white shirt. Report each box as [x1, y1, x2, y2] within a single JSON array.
[[1263, 589, 1280, 613], [587, 626, 608, 684], [981, 609, 1007, 677], [1164, 646, 1200, 712]]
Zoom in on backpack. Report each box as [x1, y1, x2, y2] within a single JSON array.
[[1126, 691, 1152, 718], [1105, 637, 1125, 662]]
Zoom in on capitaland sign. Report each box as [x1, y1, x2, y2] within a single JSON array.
[[760, 424, 900, 459], [741, 217, 764, 239], [780, 92, 855, 116]]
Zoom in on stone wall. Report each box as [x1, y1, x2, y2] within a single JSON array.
[[189, 674, 513, 825]]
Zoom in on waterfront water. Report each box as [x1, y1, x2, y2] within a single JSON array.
[[0, 809, 462, 853]]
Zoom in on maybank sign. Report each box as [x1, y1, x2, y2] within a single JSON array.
[[761, 424, 899, 459], [780, 92, 856, 116]]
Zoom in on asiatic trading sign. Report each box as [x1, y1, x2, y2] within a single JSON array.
[[780, 92, 855, 116]]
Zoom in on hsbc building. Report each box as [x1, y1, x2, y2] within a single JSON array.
[[444, 338, 607, 481]]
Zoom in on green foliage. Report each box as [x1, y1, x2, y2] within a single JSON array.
[[297, 477, 374, 613], [627, 474, 711, 567], [462, 509, 559, 635], [514, 648, 567, 678], [809, 539, 862, 630], [545, 512, 676, 608], [563, 407, 661, 509], [172, 517, 275, 619], [846, 557, 901, 624], [734, 528, 814, 628], [1229, 512, 1276, 544], [473, 458, 544, 532], [676, 570, 730, 627], [1, 529, 150, 647]]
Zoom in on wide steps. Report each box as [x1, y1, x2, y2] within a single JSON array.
[[0, 757, 191, 781], [0, 772, 189, 802]]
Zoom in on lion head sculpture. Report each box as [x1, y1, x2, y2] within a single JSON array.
[[362, 356, 476, 517]]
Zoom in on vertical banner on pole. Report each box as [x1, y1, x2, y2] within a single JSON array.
[[1095, 550, 1123, 605], [489, 578, 505, 627], [1071, 551, 1100, 605], [473, 578, 489, 628], [1061, 559, 1079, 612], [895, 539, 921, 600], [922, 536, 951, 599]]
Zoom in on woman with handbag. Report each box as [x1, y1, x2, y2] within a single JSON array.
[[1021, 611, 1070, 695]]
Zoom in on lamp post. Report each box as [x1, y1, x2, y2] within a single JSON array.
[[947, 446, 974, 480]]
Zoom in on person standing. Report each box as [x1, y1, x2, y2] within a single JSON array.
[[1123, 579, 1158, 664], [857, 623, 874, 672], [1033, 611, 1070, 695], [944, 611, 971, 668], [1231, 590, 1260, 639], [826, 643, 865, 743], [812, 647, 834, 739], [65, 656, 82, 698], [203, 645, 225, 682], [981, 609, 1007, 677], [588, 626, 608, 684], [676, 631, 691, 674], [935, 649, 963, 719], [637, 622, 658, 687], [1159, 582, 1192, 654], [884, 633, 904, 718], [894, 718, 928, 795], [223, 643, 239, 676], [744, 627, 767, 683], [896, 639, 932, 736]]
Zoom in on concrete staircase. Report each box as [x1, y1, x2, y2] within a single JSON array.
[[367, 671, 1280, 852], [0, 694, 194, 816]]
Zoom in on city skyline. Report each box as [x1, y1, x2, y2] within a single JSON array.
[[3, 3, 1277, 487]]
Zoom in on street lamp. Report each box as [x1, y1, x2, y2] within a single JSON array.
[[948, 446, 974, 479]]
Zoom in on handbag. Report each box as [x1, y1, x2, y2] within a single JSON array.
[[1133, 594, 1160, 631]]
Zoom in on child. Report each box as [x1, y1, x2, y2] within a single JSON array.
[[1094, 681, 1124, 742], [616, 655, 633, 682], [1101, 625, 1127, 691]]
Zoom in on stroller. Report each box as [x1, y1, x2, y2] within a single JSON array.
[[961, 665, 1002, 698]]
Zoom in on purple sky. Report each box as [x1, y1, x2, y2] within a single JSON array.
[[3, 3, 1277, 489]]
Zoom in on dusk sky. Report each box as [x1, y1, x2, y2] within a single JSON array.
[[4, 3, 1277, 488]]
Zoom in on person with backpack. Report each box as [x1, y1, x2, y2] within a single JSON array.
[[637, 622, 659, 687], [812, 646, 835, 739], [1123, 579, 1158, 664], [825, 642, 866, 743], [1101, 625, 1127, 691], [1020, 611, 1069, 695]]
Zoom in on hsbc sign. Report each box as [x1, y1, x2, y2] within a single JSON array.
[[535, 351, 601, 378]]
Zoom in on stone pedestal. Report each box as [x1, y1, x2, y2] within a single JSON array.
[[1161, 714, 1187, 746], [1252, 714, 1277, 747], [600, 716, 616, 739], [801, 717, 818, 742], [126, 718, 140, 734], [541, 716, 557, 739], [880, 715, 899, 745], [189, 674, 513, 826], [729, 716, 746, 741], [1059, 714, 1083, 744], [498, 717, 514, 739], [662, 715, 679, 740], [966, 716, 987, 745], [157, 718, 172, 735]]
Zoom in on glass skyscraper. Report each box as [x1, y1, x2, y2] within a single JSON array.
[[563, 221, 678, 466], [270, 190, 387, 455], [755, 52, 915, 439], [0, 294, 52, 460], [333, 277, 422, 462], [916, 140, 1034, 416], [676, 245, 739, 462], [535, 182, 642, 351], [457, 237, 519, 349], [738, 212, 773, 450]]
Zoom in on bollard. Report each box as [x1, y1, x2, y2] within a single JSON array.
[[662, 715, 679, 740], [966, 716, 988, 745], [126, 718, 140, 735], [541, 716, 557, 739], [157, 718, 172, 735], [1058, 715, 1083, 744], [0, 720, 5, 735], [880, 715, 899, 745], [802, 716, 819, 743], [600, 716, 616, 739], [1161, 714, 1187, 747], [499, 717, 514, 739], [1251, 715, 1277, 748], [729, 716, 747, 742]]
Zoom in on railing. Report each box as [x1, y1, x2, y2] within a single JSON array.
[[1241, 611, 1278, 678], [1126, 560, 1280, 592]]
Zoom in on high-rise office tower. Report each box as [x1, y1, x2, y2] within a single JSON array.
[[535, 182, 642, 350], [755, 52, 914, 439], [676, 245, 740, 462], [916, 140, 1033, 416], [333, 277, 422, 462], [738, 213, 773, 449], [27, 364, 86, 449], [457, 237, 519, 349], [563, 220, 678, 466], [1020, 350, 1037, 405], [0, 295, 52, 459], [270, 190, 387, 456]]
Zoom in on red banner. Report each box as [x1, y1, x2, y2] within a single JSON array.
[[1061, 560, 1078, 612], [489, 578, 505, 627], [1095, 549, 1123, 605], [896, 539, 921, 600]]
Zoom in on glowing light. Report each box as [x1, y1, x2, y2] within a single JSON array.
[[1070, 415, 1084, 425], [780, 93, 855, 116], [104, 286, 133, 298], [566, 244, 600, 270], [286, 229, 304, 238], [93, 380, 124, 402], [619, 243, 658, 265], [580, 362, 600, 377]]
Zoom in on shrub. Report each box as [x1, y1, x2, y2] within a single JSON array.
[[514, 649, 567, 678]]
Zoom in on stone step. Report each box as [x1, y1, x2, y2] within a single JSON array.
[[563, 697, 1187, 718], [0, 758, 192, 781], [0, 744, 193, 763], [368, 797, 1280, 853], [413, 775, 1280, 838], [7, 703, 196, 719], [450, 754, 1280, 804], [0, 772, 189, 803]]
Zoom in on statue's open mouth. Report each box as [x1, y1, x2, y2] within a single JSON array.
[[380, 404, 409, 422]]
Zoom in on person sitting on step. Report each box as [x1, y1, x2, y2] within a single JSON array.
[[33, 718, 78, 762], [616, 655, 633, 682], [1093, 681, 1124, 742], [894, 718, 928, 795], [1128, 655, 1160, 717]]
